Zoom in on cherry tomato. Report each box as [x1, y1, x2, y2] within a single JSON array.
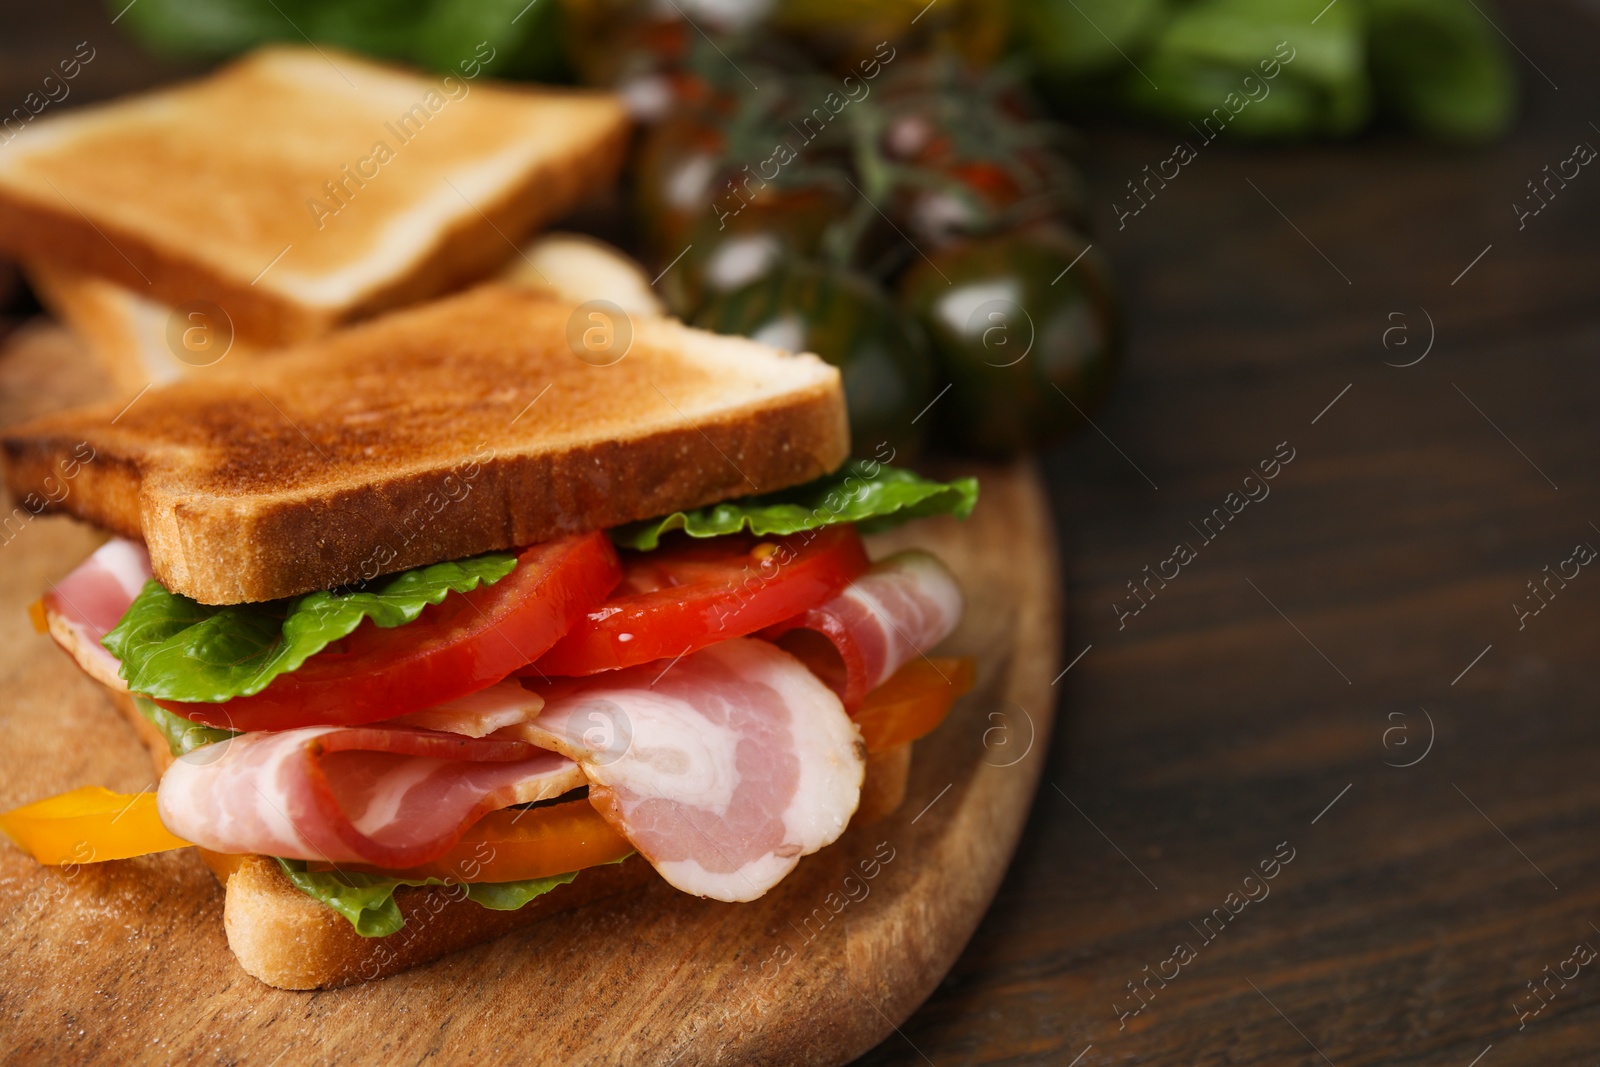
[[308, 799, 633, 882], [660, 184, 850, 318], [875, 65, 1086, 246], [534, 525, 871, 676], [854, 656, 975, 752], [899, 227, 1120, 457], [166, 534, 623, 732], [695, 262, 936, 460], [633, 113, 729, 260]]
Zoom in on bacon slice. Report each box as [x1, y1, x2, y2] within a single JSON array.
[[40, 537, 152, 691], [516, 638, 863, 902], [762, 550, 964, 710], [388, 681, 544, 737], [157, 726, 584, 868]]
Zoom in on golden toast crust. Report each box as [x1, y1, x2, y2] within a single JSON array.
[[3, 286, 850, 603]]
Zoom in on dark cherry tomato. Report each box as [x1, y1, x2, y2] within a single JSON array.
[[898, 228, 1120, 457], [562, 3, 689, 97], [695, 262, 936, 460], [660, 184, 850, 318], [633, 113, 728, 260]]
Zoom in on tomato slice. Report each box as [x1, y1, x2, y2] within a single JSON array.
[[165, 533, 622, 732], [307, 799, 632, 882], [855, 656, 975, 753], [533, 525, 871, 676]]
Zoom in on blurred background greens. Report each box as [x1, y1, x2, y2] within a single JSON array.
[[114, 0, 1518, 144], [105, 0, 1517, 460]]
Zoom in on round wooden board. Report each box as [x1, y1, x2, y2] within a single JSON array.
[[0, 322, 1061, 1066]]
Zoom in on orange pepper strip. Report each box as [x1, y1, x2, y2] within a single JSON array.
[[855, 656, 975, 753], [0, 786, 192, 865], [308, 797, 634, 882]]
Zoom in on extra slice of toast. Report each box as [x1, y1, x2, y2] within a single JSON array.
[[22, 232, 659, 397], [0, 46, 628, 349], [105, 688, 907, 989], [25, 261, 261, 395], [2, 284, 848, 604]]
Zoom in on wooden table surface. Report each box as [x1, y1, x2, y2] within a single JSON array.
[[4, 2, 1599, 1064]]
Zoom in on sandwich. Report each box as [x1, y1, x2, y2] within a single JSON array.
[[0, 46, 628, 386], [0, 283, 979, 989]]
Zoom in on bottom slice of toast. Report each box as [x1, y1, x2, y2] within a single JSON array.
[[105, 688, 911, 988]]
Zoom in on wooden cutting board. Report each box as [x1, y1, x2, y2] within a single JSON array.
[[0, 322, 1061, 1066]]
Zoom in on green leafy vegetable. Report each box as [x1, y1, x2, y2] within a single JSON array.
[[611, 463, 979, 551], [1366, 0, 1516, 142], [113, 0, 570, 82], [103, 553, 518, 703], [134, 697, 239, 757], [273, 857, 617, 937], [1021, 0, 1516, 144]]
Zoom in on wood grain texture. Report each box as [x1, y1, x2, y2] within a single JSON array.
[[0, 325, 1060, 1065]]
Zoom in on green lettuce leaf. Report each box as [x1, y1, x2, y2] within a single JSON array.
[[102, 553, 518, 703], [272, 857, 623, 937], [134, 696, 239, 756], [611, 463, 979, 551]]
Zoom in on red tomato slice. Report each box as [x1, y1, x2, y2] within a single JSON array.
[[165, 533, 622, 732], [533, 525, 871, 676]]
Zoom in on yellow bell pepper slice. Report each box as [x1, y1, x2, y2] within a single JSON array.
[[0, 786, 192, 865]]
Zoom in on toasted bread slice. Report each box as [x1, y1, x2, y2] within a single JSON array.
[[2, 284, 848, 604], [22, 233, 657, 396], [0, 47, 628, 349], [104, 689, 906, 988], [25, 261, 259, 395]]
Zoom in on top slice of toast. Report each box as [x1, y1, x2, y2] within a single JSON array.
[[1, 285, 849, 604], [0, 47, 628, 348]]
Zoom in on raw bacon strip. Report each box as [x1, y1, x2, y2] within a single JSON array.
[[388, 680, 544, 737], [158, 726, 583, 868], [516, 638, 863, 902], [761, 550, 963, 711], [40, 538, 151, 691]]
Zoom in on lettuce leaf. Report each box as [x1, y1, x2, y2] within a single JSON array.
[[272, 857, 620, 937], [134, 696, 238, 756], [102, 552, 518, 703], [611, 463, 979, 551]]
